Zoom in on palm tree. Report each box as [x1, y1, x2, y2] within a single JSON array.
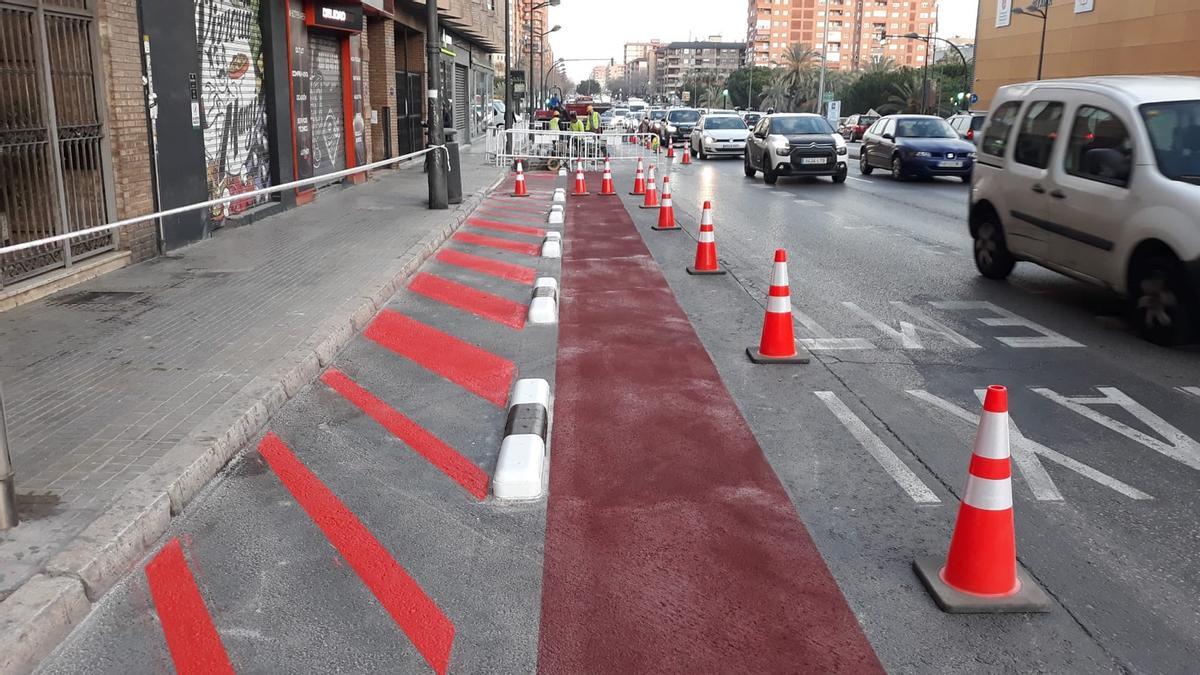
[[881, 73, 923, 114], [698, 85, 724, 108], [780, 43, 820, 108], [759, 71, 792, 112], [863, 56, 899, 74]]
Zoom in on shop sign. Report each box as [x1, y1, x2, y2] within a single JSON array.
[[306, 0, 363, 32]]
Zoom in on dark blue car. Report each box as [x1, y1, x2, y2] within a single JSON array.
[[859, 114, 977, 182]]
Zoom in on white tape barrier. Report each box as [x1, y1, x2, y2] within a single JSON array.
[[493, 378, 552, 500], [0, 145, 448, 257]]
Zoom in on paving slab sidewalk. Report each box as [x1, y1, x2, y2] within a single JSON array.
[[0, 152, 505, 672]]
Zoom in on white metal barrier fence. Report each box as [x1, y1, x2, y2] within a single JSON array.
[[0, 145, 449, 260], [492, 129, 662, 168]]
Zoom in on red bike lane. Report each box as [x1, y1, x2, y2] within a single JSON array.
[[537, 184, 884, 673]]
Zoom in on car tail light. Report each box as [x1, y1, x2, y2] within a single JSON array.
[[967, 129, 974, 141]]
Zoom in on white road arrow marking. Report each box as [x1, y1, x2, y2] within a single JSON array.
[[843, 301, 981, 349]]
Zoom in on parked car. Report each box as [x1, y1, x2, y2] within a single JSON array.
[[689, 114, 750, 159], [743, 113, 848, 184], [946, 111, 988, 142], [859, 115, 976, 181], [970, 76, 1200, 345], [841, 113, 879, 141], [660, 107, 702, 145], [609, 107, 630, 129]]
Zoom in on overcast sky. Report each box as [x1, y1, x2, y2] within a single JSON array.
[[546, 0, 979, 81]]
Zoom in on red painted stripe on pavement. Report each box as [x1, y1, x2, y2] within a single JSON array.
[[467, 217, 546, 237], [259, 433, 455, 674], [476, 207, 548, 222], [144, 539, 234, 675], [436, 249, 536, 284], [365, 309, 515, 407], [409, 272, 527, 329], [453, 231, 541, 256], [322, 368, 489, 498], [538, 195, 884, 672]]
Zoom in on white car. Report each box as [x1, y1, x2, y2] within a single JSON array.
[[689, 114, 750, 159], [970, 76, 1200, 345]]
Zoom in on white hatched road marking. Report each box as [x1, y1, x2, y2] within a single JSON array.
[[1033, 386, 1200, 472], [1178, 386, 1200, 399], [843, 301, 981, 350], [907, 389, 1152, 501], [792, 305, 877, 351], [815, 391, 941, 504], [932, 300, 1085, 348]]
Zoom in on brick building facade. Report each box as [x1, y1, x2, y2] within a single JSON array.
[[0, 0, 501, 303]]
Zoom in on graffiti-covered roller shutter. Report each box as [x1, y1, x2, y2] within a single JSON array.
[[309, 34, 346, 177], [454, 64, 468, 135], [194, 0, 271, 223]]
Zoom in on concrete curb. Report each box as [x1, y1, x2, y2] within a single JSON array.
[[0, 173, 501, 674]]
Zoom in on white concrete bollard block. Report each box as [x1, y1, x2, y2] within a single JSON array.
[[493, 435, 545, 500]]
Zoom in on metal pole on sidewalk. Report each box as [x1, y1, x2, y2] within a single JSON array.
[[504, 0, 513, 153], [0, 381, 18, 529], [426, 0, 448, 209]]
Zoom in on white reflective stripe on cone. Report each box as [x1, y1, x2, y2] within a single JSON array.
[[974, 410, 1011, 460], [766, 295, 792, 313], [700, 210, 713, 226], [699, 230, 715, 243], [963, 475, 1013, 510], [662, 197, 672, 206], [771, 263, 789, 287]]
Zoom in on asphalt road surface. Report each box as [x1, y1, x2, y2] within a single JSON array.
[[37, 157, 1200, 674]]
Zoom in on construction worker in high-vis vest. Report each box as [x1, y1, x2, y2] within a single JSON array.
[[584, 105, 601, 133], [549, 110, 561, 132]]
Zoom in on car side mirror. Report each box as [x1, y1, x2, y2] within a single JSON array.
[[882, 133, 895, 141]]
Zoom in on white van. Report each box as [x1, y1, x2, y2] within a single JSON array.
[[970, 76, 1200, 345]]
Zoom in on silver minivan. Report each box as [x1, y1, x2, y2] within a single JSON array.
[[970, 76, 1200, 345]]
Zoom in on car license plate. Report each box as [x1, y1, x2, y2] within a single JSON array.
[[938, 160, 964, 168], [801, 157, 826, 165]]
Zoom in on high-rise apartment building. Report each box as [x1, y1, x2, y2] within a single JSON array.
[[747, 0, 938, 71], [624, 40, 662, 65]]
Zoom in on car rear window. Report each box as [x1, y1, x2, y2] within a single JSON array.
[[858, 116, 879, 126], [971, 116, 986, 130]]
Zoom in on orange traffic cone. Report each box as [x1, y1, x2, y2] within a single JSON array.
[[600, 158, 617, 196], [681, 145, 692, 165], [511, 160, 529, 197], [572, 159, 589, 196], [687, 201, 726, 275], [913, 385, 1052, 613], [638, 165, 660, 209], [629, 157, 646, 195], [666, 144, 675, 159], [747, 249, 809, 364], [652, 176, 680, 231]]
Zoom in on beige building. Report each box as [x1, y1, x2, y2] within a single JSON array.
[[973, 0, 1200, 109], [747, 0, 937, 70]]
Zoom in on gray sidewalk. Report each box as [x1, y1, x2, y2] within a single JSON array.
[[0, 152, 503, 654]]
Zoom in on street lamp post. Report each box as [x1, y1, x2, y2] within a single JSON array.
[[1013, 1, 1050, 80], [504, 0, 513, 152], [523, 0, 560, 110], [882, 30, 973, 111]]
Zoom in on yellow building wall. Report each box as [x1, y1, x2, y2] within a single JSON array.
[[973, 0, 1200, 109]]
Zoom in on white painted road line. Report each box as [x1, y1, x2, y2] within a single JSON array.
[[1178, 386, 1200, 399], [793, 305, 877, 351], [843, 301, 981, 350], [1033, 386, 1200, 472], [847, 176, 871, 184], [907, 389, 1152, 501], [932, 301, 1085, 348], [815, 391, 941, 504]]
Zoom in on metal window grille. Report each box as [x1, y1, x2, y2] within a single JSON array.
[[0, 0, 111, 287]]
